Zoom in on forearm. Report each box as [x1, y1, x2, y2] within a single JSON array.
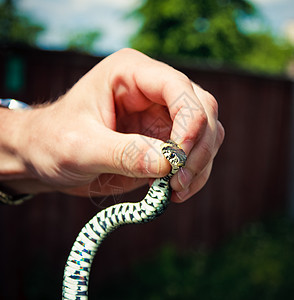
[[0, 108, 29, 180], [0, 107, 46, 195]]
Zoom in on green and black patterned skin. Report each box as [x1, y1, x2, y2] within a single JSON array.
[[62, 140, 187, 300]]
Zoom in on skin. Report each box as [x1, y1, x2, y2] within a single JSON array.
[[0, 48, 224, 203]]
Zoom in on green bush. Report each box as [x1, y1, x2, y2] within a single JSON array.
[[97, 217, 294, 299]]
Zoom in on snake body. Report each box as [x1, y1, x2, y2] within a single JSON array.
[[62, 140, 187, 299]]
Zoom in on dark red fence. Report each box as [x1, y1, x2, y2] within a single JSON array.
[[0, 47, 293, 299]]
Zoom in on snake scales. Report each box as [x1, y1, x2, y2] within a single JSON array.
[[62, 140, 187, 299]]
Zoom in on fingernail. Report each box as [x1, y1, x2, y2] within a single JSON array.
[[176, 188, 190, 202], [178, 167, 193, 190]]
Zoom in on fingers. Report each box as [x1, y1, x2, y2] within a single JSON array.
[[93, 129, 171, 178], [98, 49, 211, 156], [101, 51, 224, 201], [171, 161, 214, 203], [169, 83, 225, 202], [61, 49, 224, 199], [125, 50, 212, 157], [110, 49, 201, 112], [170, 121, 224, 203]]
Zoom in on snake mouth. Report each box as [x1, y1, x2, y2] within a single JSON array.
[[160, 140, 187, 168]]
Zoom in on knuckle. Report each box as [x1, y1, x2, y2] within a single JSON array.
[[206, 92, 219, 118], [117, 47, 133, 55], [162, 68, 190, 90], [197, 109, 208, 129], [197, 165, 212, 190], [175, 70, 190, 82], [200, 141, 214, 164], [124, 47, 135, 55], [116, 48, 143, 60], [217, 121, 225, 146]]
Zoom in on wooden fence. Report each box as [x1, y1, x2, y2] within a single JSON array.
[[0, 47, 293, 299]]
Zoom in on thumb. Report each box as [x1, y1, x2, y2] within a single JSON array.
[[101, 131, 170, 178]]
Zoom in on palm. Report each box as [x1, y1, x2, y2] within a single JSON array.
[[64, 90, 173, 197]]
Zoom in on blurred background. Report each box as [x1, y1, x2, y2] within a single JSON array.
[[0, 0, 294, 299]]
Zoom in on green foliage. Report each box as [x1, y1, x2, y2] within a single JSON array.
[[130, 0, 294, 74], [96, 217, 294, 299], [240, 33, 294, 74], [0, 0, 44, 46], [66, 30, 102, 54]]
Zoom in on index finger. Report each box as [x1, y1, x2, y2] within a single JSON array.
[[131, 54, 207, 154]]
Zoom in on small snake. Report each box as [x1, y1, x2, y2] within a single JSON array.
[[62, 140, 187, 299]]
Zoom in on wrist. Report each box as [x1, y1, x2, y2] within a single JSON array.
[[0, 99, 38, 202], [0, 106, 61, 194], [0, 107, 32, 180]]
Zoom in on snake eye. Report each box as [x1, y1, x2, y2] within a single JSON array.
[[170, 153, 175, 159]]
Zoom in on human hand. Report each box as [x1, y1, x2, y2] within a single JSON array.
[[3, 48, 224, 202]]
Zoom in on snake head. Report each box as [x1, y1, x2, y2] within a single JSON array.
[[160, 140, 187, 168]]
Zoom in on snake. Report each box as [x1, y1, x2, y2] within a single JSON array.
[[62, 140, 187, 300]]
